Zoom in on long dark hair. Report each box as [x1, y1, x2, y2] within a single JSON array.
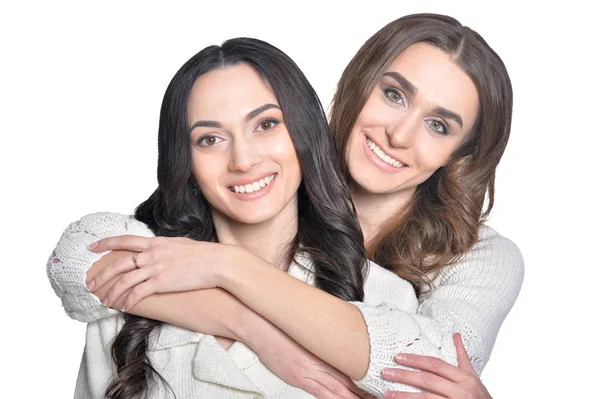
[[330, 13, 513, 292], [106, 38, 367, 398]]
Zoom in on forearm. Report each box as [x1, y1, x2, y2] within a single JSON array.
[[88, 251, 262, 341], [218, 249, 371, 380]]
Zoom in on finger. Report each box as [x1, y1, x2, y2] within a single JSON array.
[[381, 369, 456, 397], [319, 373, 362, 399], [90, 235, 152, 253], [302, 378, 345, 399], [89, 253, 139, 292], [393, 353, 464, 383], [453, 333, 477, 374], [384, 391, 444, 399], [122, 280, 159, 311], [104, 268, 151, 308], [321, 368, 365, 397]]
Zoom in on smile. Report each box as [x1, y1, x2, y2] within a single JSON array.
[[365, 138, 405, 168], [230, 173, 276, 194]]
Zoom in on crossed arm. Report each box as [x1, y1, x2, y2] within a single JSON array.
[[49, 212, 520, 397]]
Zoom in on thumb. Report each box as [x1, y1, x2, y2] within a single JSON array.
[[453, 333, 477, 374]]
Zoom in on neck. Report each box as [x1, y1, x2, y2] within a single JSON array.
[[350, 183, 415, 247], [211, 197, 298, 270]]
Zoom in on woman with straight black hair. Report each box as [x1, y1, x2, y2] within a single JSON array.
[[48, 37, 416, 398]]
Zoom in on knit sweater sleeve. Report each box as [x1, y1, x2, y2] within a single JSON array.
[[352, 226, 524, 395], [46, 212, 155, 322]]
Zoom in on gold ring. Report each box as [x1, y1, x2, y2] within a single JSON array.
[[132, 253, 140, 268]]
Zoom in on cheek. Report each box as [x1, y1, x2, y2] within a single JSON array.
[[271, 135, 300, 171], [192, 155, 221, 192], [413, 137, 460, 172]]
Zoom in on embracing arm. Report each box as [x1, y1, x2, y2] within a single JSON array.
[[49, 212, 369, 398], [47, 212, 259, 340], [211, 227, 524, 392]]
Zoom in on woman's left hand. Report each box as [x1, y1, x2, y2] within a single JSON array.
[[87, 235, 236, 311], [382, 333, 492, 398]]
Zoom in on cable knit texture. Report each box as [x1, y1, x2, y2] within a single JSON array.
[[47, 212, 420, 398], [351, 225, 524, 395]]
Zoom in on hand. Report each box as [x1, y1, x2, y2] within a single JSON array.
[[87, 235, 233, 311], [382, 333, 492, 398], [247, 317, 375, 399]]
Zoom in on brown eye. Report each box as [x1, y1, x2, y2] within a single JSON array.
[[197, 135, 223, 147], [256, 118, 280, 132]]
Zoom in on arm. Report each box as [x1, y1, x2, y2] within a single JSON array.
[[49, 213, 369, 398], [215, 227, 524, 387], [91, 226, 523, 394], [47, 211, 262, 339]]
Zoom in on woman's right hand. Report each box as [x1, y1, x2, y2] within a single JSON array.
[[245, 316, 375, 399]]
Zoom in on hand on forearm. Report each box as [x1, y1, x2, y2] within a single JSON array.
[[86, 250, 245, 340], [217, 249, 371, 380], [241, 312, 372, 399]]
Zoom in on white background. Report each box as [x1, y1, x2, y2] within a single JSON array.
[[1, 1, 597, 397]]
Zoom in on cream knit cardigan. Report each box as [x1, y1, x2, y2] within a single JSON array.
[[47, 212, 523, 397]]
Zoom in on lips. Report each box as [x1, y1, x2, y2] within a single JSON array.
[[365, 137, 406, 168], [229, 173, 277, 194]]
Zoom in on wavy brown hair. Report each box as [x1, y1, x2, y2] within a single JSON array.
[[330, 13, 513, 293]]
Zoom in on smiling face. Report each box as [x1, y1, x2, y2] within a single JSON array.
[[345, 42, 479, 200], [187, 64, 302, 226]]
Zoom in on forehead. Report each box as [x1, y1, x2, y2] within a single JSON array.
[[187, 64, 278, 122], [386, 42, 479, 131]]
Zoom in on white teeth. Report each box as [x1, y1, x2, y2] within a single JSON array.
[[231, 174, 275, 194], [366, 138, 405, 168]]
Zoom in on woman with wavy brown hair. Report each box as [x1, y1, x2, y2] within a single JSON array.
[[49, 13, 523, 399]]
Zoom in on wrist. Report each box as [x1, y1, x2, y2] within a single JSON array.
[[236, 310, 275, 352], [215, 244, 249, 291]]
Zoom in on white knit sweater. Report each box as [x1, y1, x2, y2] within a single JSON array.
[[47, 213, 419, 398], [47, 212, 523, 397]]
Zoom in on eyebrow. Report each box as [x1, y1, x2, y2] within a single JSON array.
[[383, 72, 417, 96], [189, 103, 281, 133], [383, 71, 463, 128], [432, 106, 463, 128]]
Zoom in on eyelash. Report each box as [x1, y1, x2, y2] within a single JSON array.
[[383, 87, 405, 106], [256, 117, 280, 132], [195, 117, 281, 147], [196, 135, 223, 147], [383, 87, 450, 136], [426, 119, 449, 136]]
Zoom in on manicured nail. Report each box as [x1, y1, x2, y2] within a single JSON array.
[[87, 280, 95, 291], [88, 241, 99, 250], [382, 368, 394, 379], [102, 297, 108, 306], [395, 353, 407, 362]]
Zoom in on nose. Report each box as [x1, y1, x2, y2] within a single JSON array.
[[228, 137, 262, 172], [385, 112, 420, 148]]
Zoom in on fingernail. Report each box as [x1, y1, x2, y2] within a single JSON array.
[[395, 353, 407, 362], [102, 297, 108, 306], [88, 242, 98, 250], [87, 280, 95, 291], [382, 368, 394, 379], [120, 306, 126, 312], [384, 391, 395, 399]]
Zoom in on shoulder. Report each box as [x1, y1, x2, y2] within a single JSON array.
[[363, 260, 418, 312], [65, 211, 154, 238], [429, 225, 524, 295]]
